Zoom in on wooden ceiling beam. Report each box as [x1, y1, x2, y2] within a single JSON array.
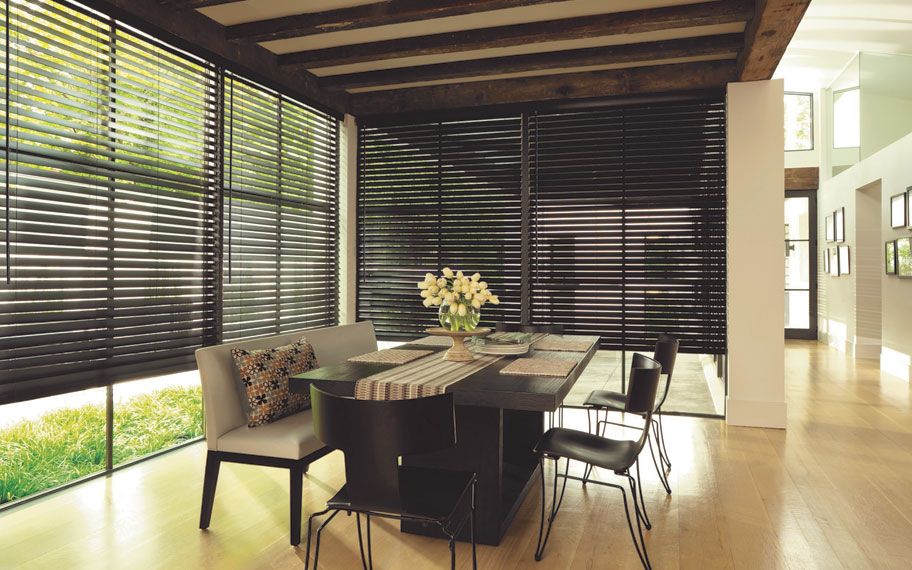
[[280, 0, 754, 70], [349, 59, 738, 116], [322, 33, 743, 91], [738, 0, 812, 81], [227, 0, 572, 44], [85, 0, 347, 115]]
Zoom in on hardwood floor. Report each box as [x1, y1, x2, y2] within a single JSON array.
[[2, 340, 911, 569]]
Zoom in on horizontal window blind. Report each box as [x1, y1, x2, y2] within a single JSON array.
[[222, 75, 338, 341], [357, 117, 523, 340], [529, 98, 727, 353], [0, 0, 220, 403]]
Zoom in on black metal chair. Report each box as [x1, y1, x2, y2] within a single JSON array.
[[583, 334, 679, 494], [532, 353, 662, 570], [304, 386, 477, 570]]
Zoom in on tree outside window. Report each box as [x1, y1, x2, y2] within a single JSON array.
[[785, 92, 813, 151]]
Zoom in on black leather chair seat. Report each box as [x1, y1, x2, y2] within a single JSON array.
[[327, 466, 475, 521], [583, 390, 627, 411], [534, 427, 639, 472]]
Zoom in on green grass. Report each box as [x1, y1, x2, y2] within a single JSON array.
[[0, 385, 203, 505]]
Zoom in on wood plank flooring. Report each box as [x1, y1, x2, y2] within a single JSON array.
[[2, 340, 911, 569]]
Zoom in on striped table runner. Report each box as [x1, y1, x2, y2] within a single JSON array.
[[354, 345, 504, 401]]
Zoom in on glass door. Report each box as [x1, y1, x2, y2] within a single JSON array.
[[785, 191, 818, 339]]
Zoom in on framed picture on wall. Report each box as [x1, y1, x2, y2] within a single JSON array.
[[891, 193, 907, 228], [838, 245, 850, 275], [824, 249, 830, 274], [907, 187, 912, 228], [886, 240, 897, 274], [825, 214, 835, 242], [834, 207, 845, 242], [898, 237, 912, 277], [828, 247, 840, 276]]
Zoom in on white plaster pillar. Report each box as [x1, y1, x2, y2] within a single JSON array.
[[726, 80, 787, 428], [338, 114, 358, 324]]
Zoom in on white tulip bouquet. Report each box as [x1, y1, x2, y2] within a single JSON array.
[[418, 267, 499, 332]]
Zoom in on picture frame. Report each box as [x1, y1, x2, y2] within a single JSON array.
[[825, 214, 834, 242], [886, 240, 897, 275], [838, 245, 850, 275], [891, 193, 907, 228], [834, 207, 845, 242], [898, 237, 912, 278], [824, 248, 830, 275], [828, 247, 840, 276], [907, 187, 912, 228]]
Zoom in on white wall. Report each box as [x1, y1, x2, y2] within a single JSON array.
[[819, 130, 912, 381], [726, 80, 787, 429], [860, 92, 912, 160]]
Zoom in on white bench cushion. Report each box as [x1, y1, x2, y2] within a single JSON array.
[[216, 409, 324, 460]]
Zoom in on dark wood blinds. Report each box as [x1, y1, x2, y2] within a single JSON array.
[[0, 1, 220, 403], [356, 96, 727, 354], [357, 117, 523, 340], [529, 98, 727, 353], [222, 75, 339, 341]]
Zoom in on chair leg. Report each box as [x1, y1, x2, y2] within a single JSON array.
[[648, 429, 672, 495], [356, 513, 372, 570], [308, 509, 339, 570], [634, 458, 652, 530], [534, 457, 570, 561], [290, 462, 305, 546], [471, 482, 477, 570], [449, 536, 456, 570], [621, 476, 653, 570], [199, 451, 221, 529], [304, 508, 331, 570], [656, 414, 672, 470]]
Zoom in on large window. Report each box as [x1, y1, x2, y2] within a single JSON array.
[[0, 0, 339, 506], [784, 92, 813, 151], [357, 96, 727, 355]]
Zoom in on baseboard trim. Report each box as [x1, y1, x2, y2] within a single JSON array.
[[853, 341, 881, 361], [725, 398, 787, 429]]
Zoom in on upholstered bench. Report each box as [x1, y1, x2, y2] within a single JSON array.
[[194, 321, 377, 546]]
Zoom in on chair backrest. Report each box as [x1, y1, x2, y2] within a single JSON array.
[[495, 322, 564, 335], [310, 386, 457, 513], [194, 321, 378, 450], [624, 353, 663, 452], [652, 334, 679, 411]]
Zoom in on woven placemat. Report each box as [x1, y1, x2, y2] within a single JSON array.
[[500, 357, 576, 377], [533, 339, 592, 352], [348, 349, 433, 365], [407, 335, 456, 347]]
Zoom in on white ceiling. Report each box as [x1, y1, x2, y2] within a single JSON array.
[[774, 0, 912, 92]]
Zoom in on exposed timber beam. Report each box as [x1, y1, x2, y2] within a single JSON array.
[[785, 167, 818, 191], [349, 60, 738, 116], [738, 0, 812, 81], [280, 0, 754, 70], [322, 33, 743, 91], [161, 1, 239, 9], [227, 0, 572, 44], [84, 0, 347, 116]]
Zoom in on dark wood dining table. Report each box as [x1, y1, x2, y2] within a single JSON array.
[[290, 334, 599, 546]]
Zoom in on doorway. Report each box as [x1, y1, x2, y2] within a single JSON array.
[[785, 190, 818, 339]]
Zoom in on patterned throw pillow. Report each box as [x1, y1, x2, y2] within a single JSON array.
[[230, 338, 319, 428]]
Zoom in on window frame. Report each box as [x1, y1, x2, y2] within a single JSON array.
[[784, 91, 815, 152]]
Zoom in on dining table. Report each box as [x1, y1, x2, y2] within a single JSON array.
[[290, 331, 600, 546]]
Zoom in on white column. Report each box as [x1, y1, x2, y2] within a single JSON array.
[[726, 80, 787, 429], [338, 114, 358, 324]]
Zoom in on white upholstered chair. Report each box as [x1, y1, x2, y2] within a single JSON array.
[[194, 321, 377, 546]]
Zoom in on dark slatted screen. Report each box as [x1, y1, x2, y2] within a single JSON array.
[[0, 1, 220, 403], [529, 98, 727, 353], [222, 75, 339, 340], [357, 117, 523, 340]]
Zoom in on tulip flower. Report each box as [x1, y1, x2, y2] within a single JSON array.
[[429, 285, 439, 294], [479, 281, 487, 290], [444, 292, 454, 302], [442, 267, 454, 278], [418, 281, 429, 289], [420, 289, 431, 298], [437, 277, 447, 288], [490, 295, 499, 305], [423, 298, 433, 307], [425, 272, 435, 281], [449, 303, 458, 314], [457, 303, 467, 316], [472, 272, 480, 282], [456, 270, 464, 279], [472, 299, 481, 309]]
